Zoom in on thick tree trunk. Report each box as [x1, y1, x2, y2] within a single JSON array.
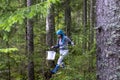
[[64, 0, 71, 37], [27, 0, 35, 80], [46, 3, 55, 67], [45, 3, 55, 80], [96, 0, 120, 80], [46, 4, 55, 48]]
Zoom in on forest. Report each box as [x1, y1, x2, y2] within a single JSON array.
[[0, 0, 120, 80]]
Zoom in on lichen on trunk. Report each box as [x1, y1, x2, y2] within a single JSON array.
[[96, 0, 120, 80]]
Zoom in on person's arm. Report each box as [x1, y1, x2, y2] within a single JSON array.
[[53, 44, 59, 48], [51, 40, 59, 48], [67, 37, 74, 46]]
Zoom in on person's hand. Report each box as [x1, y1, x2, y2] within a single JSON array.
[[51, 46, 54, 49], [71, 42, 75, 46]]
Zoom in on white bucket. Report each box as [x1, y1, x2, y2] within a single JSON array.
[[46, 51, 56, 60]]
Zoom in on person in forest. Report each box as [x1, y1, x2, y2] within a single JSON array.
[[51, 29, 74, 74]]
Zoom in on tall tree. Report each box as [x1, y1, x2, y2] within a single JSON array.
[[82, 0, 87, 53], [46, 2, 55, 67], [96, 0, 120, 80], [45, 3, 55, 80], [87, 0, 96, 79], [64, 0, 71, 37], [46, 4, 55, 48], [6, 42, 11, 80], [26, 0, 34, 80], [88, 0, 95, 51]]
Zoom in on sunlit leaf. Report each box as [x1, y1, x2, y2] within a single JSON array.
[[0, 48, 18, 53]]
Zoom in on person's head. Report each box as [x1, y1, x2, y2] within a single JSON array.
[[56, 30, 65, 38]]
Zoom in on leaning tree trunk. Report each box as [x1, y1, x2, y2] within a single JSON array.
[[64, 0, 71, 37], [96, 0, 120, 80], [27, 0, 35, 80]]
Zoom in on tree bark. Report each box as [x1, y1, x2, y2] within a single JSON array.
[[64, 0, 71, 37], [82, 0, 87, 53], [6, 41, 11, 80], [96, 0, 120, 80], [46, 3, 55, 68], [27, 0, 35, 80], [45, 3, 55, 80], [46, 4, 55, 48], [89, 0, 95, 50]]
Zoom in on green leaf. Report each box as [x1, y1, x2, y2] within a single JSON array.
[[3, 33, 8, 41], [0, 48, 18, 53]]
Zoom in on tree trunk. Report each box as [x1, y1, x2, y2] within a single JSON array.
[[45, 3, 55, 80], [89, 0, 95, 50], [96, 0, 120, 80], [27, 0, 35, 80], [82, 0, 87, 53], [88, 0, 95, 77], [46, 4, 55, 48], [64, 0, 71, 37], [46, 3, 55, 66], [6, 41, 11, 80]]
